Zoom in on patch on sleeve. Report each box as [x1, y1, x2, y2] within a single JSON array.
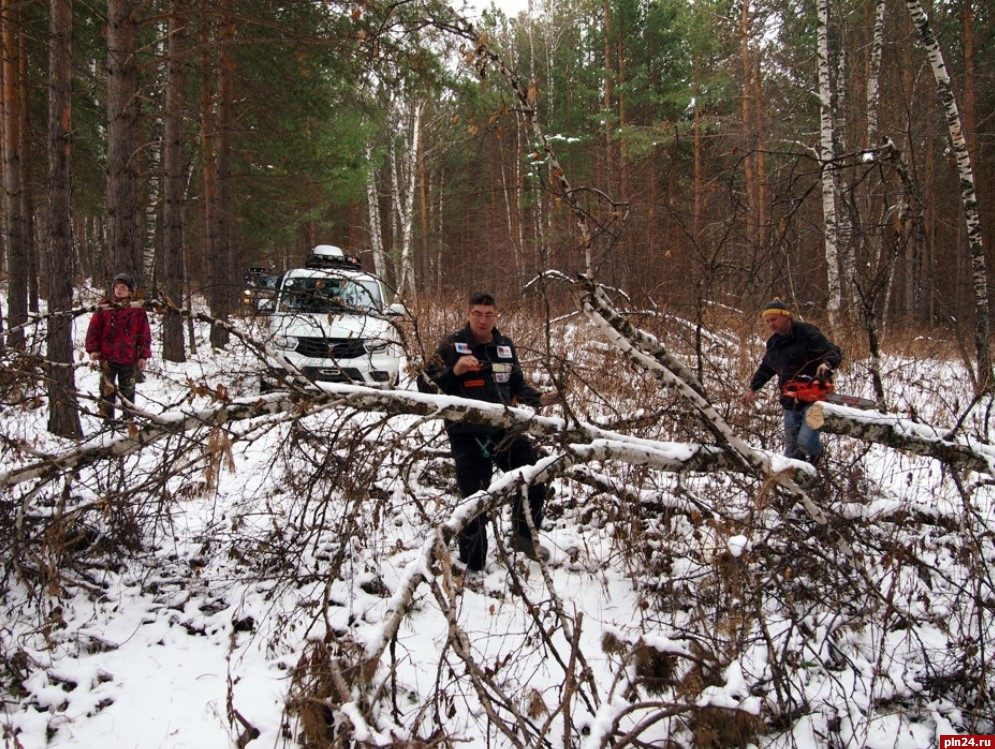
[[454, 342, 472, 355], [496, 345, 512, 358], [463, 379, 485, 388]]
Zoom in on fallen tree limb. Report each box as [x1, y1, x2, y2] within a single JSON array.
[[0, 393, 309, 489], [820, 403, 995, 474], [6, 374, 990, 496], [575, 277, 995, 482], [577, 278, 830, 525]]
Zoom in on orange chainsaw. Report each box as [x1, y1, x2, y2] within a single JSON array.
[[782, 376, 877, 409]]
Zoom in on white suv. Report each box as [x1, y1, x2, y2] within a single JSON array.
[[263, 249, 405, 388]]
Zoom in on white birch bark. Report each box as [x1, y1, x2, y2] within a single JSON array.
[[365, 143, 386, 279], [857, 0, 889, 396], [833, 24, 857, 306], [389, 125, 400, 269], [905, 0, 993, 390], [817, 0, 843, 324], [866, 0, 886, 147], [395, 100, 421, 298]]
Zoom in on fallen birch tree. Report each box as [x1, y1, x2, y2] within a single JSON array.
[[5, 314, 993, 494]]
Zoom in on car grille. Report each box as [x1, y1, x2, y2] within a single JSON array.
[[301, 366, 364, 383], [295, 337, 367, 359]]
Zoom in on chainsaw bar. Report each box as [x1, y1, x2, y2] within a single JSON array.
[[823, 392, 877, 409], [782, 377, 877, 410]]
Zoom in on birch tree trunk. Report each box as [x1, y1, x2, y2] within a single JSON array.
[[859, 0, 889, 402], [365, 144, 386, 279], [905, 0, 993, 391], [389, 131, 399, 270], [418, 112, 429, 289], [161, 0, 189, 362], [394, 100, 422, 298], [817, 0, 843, 325], [434, 171, 444, 293], [46, 0, 82, 437], [498, 121, 522, 280], [866, 0, 886, 148]]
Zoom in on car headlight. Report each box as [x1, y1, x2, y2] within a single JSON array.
[[273, 335, 297, 350]]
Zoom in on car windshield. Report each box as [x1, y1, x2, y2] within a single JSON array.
[[246, 275, 276, 289], [280, 276, 382, 314]]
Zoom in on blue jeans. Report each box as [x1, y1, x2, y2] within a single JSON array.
[[783, 406, 823, 462]]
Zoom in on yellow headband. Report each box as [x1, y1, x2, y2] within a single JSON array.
[[761, 303, 792, 318]]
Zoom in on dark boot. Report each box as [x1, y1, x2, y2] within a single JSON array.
[[458, 514, 489, 571], [511, 533, 550, 563]]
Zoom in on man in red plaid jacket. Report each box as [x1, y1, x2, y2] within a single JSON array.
[[85, 273, 152, 422]]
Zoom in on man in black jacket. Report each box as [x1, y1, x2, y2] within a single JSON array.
[[422, 292, 560, 571], [741, 299, 842, 464]]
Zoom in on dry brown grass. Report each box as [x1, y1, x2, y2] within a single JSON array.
[[690, 706, 766, 749], [285, 639, 369, 749], [403, 290, 977, 402]]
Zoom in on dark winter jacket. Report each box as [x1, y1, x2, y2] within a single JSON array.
[[85, 299, 153, 366], [748, 321, 842, 410], [421, 324, 543, 435]]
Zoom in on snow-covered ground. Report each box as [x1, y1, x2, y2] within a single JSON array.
[[1, 301, 992, 748]]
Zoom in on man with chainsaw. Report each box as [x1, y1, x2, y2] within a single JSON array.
[[420, 291, 561, 572], [740, 298, 842, 464]]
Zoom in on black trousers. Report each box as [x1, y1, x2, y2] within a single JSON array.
[[448, 431, 546, 571], [99, 362, 138, 420]]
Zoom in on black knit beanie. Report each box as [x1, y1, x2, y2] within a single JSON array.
[[760, 298, 792, 318]]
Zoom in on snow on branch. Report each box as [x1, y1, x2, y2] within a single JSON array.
[[820, 403, 995, 474], [361, 451, 576, 677], [0, 381, 763, 493], [576, 277, 829, 525], [0, 393, 317, 490], [578, 276, 995, 480]]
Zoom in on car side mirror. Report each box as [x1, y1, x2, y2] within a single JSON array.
[[387, 302, 407, 316]]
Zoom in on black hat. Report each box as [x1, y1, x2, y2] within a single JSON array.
[[760, 298, 792, 318], [113, 273, 135, 292]]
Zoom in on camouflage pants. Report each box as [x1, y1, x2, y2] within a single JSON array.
[[99, 361, 138, 421]]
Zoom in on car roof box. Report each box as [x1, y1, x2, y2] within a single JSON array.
[[306, 244, 361, 270]]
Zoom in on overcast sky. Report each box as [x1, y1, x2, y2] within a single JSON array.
[[471, 0, 533, 19]]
